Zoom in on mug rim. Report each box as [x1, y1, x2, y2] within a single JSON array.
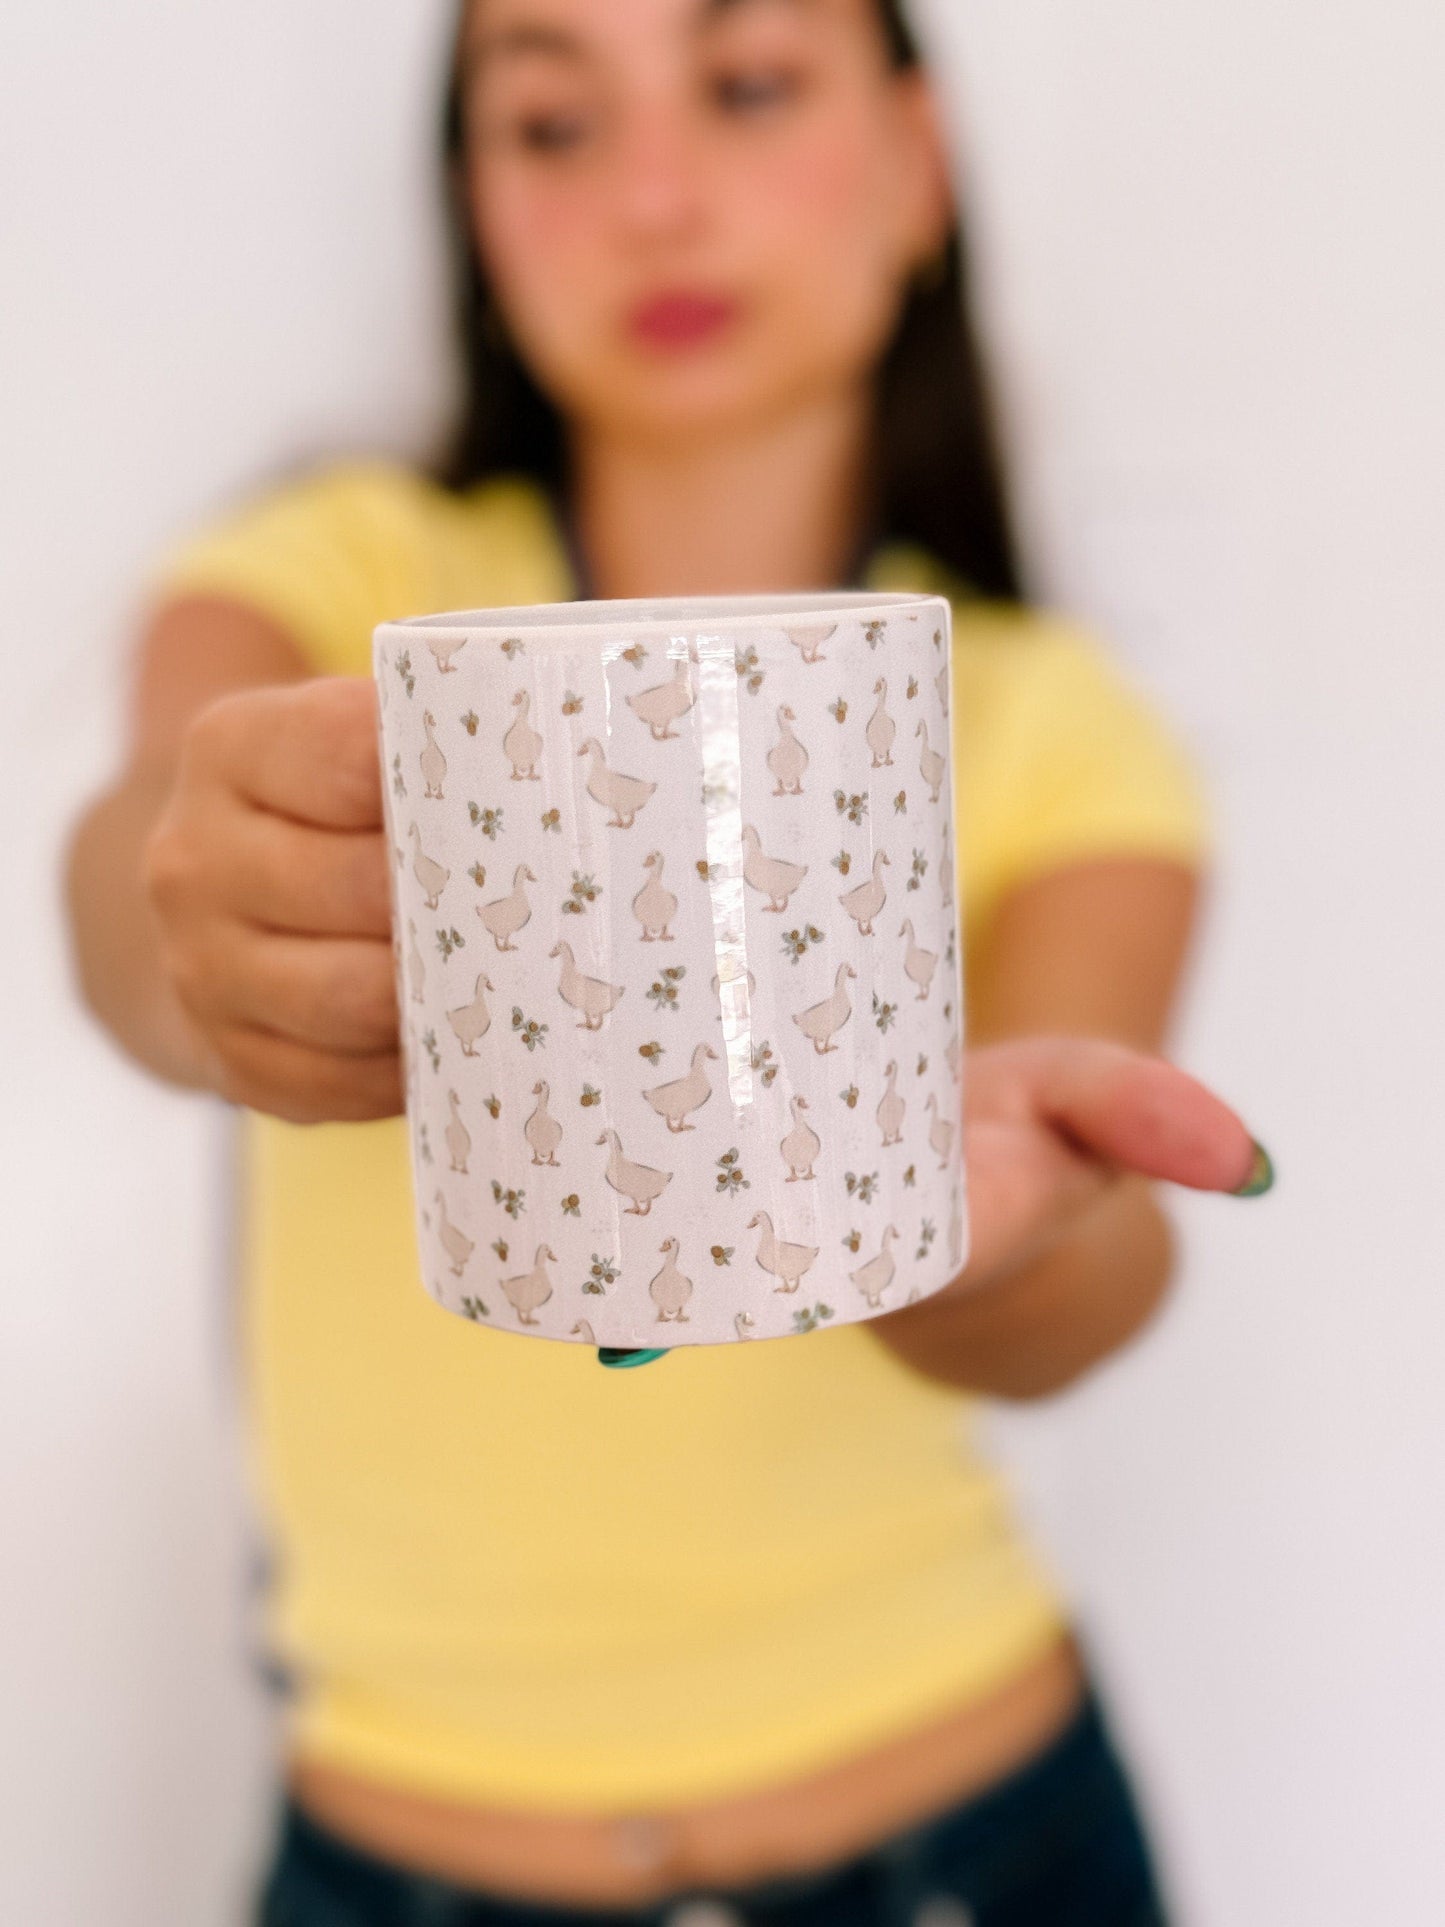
[[377, 590, 945, 637]]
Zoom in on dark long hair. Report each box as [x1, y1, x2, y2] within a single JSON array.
[[435, 0, 1026, 602]]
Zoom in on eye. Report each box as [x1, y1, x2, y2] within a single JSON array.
[[710, 67, 803, 115], [514, 110, 593, 154]]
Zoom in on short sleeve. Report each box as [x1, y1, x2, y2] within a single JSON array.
[[953, 610, 1214, 934], [142, 460, 430, 679]]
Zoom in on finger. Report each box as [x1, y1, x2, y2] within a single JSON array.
[[202, 676, 384, 830], [210, 1024, 404, 1124], [1020, 1034, 1258, 1194], [228, 808, 393, 938], [184, 923, 401, 1057]]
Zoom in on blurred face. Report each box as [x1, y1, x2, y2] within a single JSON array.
[[460, 0, 952, 445]]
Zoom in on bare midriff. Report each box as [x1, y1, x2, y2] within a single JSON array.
[[285, 1627, 1088, 1908]]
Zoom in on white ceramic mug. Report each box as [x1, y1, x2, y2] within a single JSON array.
[[373, 592, 968, 1352]]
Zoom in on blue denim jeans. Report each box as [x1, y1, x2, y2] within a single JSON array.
[[254, 1679, 1173, 1927]]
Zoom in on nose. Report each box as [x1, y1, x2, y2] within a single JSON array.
[[607, 99, 707, 247]]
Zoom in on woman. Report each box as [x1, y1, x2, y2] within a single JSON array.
[[63, 0, 1273, 1921]]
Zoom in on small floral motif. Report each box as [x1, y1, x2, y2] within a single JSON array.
[[579, 1082, 602, 1107], [944, 928, 957, 968], [490, 1179, 526, 1219], [491, 1236, 509, 1262], [500, 637, 525, 658], [421, 1028, 440, 1072], [696, 857, 719, 882], [840, 1082, 859, 1108], [646, 964, 686, 1012], [750, 1040, 780, 1087], [435, 926, 465, 961], [903, 1163, 916, 1188], [621, 641, 648, 668], [943, 1000, 953, 1023], [844, 1169, 879, 1203], [832, 849, 852, 877], [395, 649, 415, 697], [916, 1052, 928, 1076], [916, 1218, 936, 1262], [493, 1171, 527, 1217], [468, 861, 486, 888], [710, 1244, 734, 1266], [461, 709, 479, 736], [583, 1252, 619, 1294], [781, 923, 824, 964], [828, 697, 848, 724], [468, 801, 504, 838], [561, 1194, 581, 1217], [834, 789, 868, 824], [716, 1146, 750, 1195], [906, 675, 918, 699], [460, 1296, 489, 1321], [562, 870, 600, 915], [483, 1093, 501, 1118], [842, 1229, 862, 1253], [933, 628, 943, 649], [792, 1303, 836, 1334], [511, 1005, 548, 1050], [734, 643, 763, 695], [893, 789, 907, 814], [539, 808, 561, 835], [418, 1123, 433, 1165], [391, 753, 406, 798], [873, 991, 898, 1033], [908, 848, 927, 891], [561, 690, 584, 716], [864, 619, 886, 648], [638, 1040, 665, 1065]]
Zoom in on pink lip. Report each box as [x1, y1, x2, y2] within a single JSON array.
[[626, 291, 739, 349]]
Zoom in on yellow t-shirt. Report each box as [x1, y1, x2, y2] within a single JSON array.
[[152, 460, 1211, 1812]]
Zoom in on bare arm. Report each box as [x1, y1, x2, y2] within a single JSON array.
[[871, 857, 1220, 1399]]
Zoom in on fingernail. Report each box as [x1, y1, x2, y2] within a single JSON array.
[[1231, 1138, 1275, 1197]]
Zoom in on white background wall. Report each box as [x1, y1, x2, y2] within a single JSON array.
[[3, 2, 1441, 1921]]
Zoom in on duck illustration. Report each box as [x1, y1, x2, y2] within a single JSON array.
[[780, 1093, 819, 1181], [925, 1091, 955, 1169], [570, 1317, 597, 1344], [849, 1224, 901, 1309], [935, 659, 950, 718], [948, 1191, 964, 1269], [405, 919, 426, 1003], [945, 1029, 962, 1085], [625, 654, 695, 740], [791, 960, 856, 1054], [595, 1128, 672, 1214], [524, 1079, 562, 1165], [632, 850, 677, 941], [549, 939, 625, 1029], [649, 1238, 693, 1322], [783, 623, 835, 664], [501, 1243, 557, 1325], [746, 1209, 818, 1294], [643, 1041, 718, 1132], [444, 1088, 471, 1174], [876, 1059, 905, 1146], [740, 822, 807, 912], [899, 918, 938, 999], [446, 971, 496, 1056], [502, 689, 544, 779], [433, 1189, 474, 1276], [478, 863, 536, 951], [766, 704, 808, 795], [576, 736, 656, 827], [423, 634, 467, 674], [866, 678, 896, 766], [419, 711, 447, 799], [915, 717, 945, 803], [408, 822, 449, 910], [838, 848, 890, 935], [733, 1309, 757, 1340]]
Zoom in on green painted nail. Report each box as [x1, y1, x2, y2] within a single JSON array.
[[598, 1346, 671, 1368], [1231, 1139, 1275, 1197]]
